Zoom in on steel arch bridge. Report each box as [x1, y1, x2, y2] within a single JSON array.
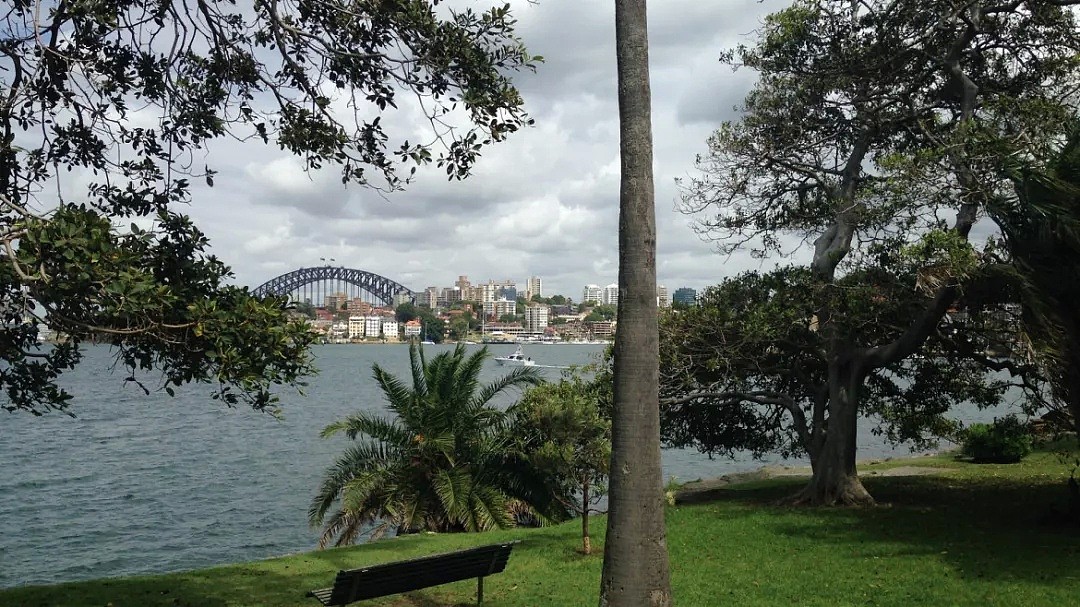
[[252, 266, 416, 306]]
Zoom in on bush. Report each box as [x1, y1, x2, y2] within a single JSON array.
[[962, 415, 1033, 464]]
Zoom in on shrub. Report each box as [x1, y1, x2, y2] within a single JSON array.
[[962, 415, 1033, 464]]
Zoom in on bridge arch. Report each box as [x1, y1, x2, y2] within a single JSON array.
[[253, 266, 416, 307]]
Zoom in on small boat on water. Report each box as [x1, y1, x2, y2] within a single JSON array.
[[420, 340, 436, 345], [494, 345, 535, 366]]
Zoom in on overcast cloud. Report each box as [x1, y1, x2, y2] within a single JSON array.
[[181, 0, 793, 299]]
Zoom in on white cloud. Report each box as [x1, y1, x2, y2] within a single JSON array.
[[174, 1, 794, 297]]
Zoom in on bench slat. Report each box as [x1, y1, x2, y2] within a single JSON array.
[[310, 542, 517, 606]]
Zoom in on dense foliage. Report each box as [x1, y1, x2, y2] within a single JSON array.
[[962, 415, 1034, 464], [509, 373, 610, 553], [988, 125, 1080, 432], [309, 344, 561, 547], [673, 0, 1080, 504], [1, 1, 537, 414]]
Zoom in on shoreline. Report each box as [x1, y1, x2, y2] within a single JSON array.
[[675, 451, 951, 504]]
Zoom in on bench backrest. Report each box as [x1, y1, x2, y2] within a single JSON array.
[[328, 541, 517, 605]]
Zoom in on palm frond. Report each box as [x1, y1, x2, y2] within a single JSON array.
[[372, 363, 417, 417], [320, 412, 410, 444], [308, 441, 394, 526], [472, 365, 545, 409]]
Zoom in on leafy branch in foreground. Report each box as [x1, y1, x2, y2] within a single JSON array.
[[0, 1, 538, 413]]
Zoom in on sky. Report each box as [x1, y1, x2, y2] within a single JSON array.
[[177, 0, 792, 300]]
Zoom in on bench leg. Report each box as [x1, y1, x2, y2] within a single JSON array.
[[477, 576, 484, 607]]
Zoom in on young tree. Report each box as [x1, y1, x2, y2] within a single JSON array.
[[677, 0, 1080, 505], [600, 0, 672, 604], [510, 375, 610, 554], [1, 1, 538, 414]]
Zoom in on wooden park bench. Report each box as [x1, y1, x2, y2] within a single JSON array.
[[306, 541, 519, 606]]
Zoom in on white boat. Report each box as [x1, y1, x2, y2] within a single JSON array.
[[420, 340, 436, 345], [494, 345, 535, 366]]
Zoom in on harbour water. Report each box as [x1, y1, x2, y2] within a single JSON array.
[[0, 344, 1012, 588]]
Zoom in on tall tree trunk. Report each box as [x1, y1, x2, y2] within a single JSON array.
[[582, 477, 591, 555], [790, 356, 874, 506], [600, 0, 672, 605]]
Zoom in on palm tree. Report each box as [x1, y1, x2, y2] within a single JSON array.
[[309, 344, 559, 547], [989, 124, 1080, 431]]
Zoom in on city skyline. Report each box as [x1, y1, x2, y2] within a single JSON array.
[[169, 0, 792, 301]]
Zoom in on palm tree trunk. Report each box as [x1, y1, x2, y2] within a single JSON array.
[[599, 1, 672, 605]]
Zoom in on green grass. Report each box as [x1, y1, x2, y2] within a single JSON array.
[[5, 443, 1079, 607]]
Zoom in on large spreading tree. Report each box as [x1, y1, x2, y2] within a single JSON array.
[[1, 1, 538, 415], [673, 0, 1080, 505]]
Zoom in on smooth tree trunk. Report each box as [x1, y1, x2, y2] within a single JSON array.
[[582, 477, 591, 555], [599, 0, 672, 605]]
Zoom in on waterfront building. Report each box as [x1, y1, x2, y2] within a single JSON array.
[[526, 276, 542, 301], [589, 320, 615, 339], [347, 316, 365, 339], [381, 320, 399, 340], [524, 304, 549, 333], [602, 283, 619, 307], [582, 284, 602, 304], [404, 319, 422, 337], [657, 285, 670, 308], [673, 287, 698, 306], [364, 316, 382, 337]]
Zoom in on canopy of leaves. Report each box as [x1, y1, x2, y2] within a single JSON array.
[[1, 1, 537, 413], [659, 266, 1013, 461], [509, 373, 611, 516]]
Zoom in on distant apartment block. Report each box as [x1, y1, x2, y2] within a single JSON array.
[[582, 284, 602, 304], [589, 320, 615, 338], [657, 285, 670, 308], [381, 320, 399, 340], [325, 292, 349, 311], [602, 283, 619, 307], [483, 298, 516, 320], [348, 316, 365, 339], [423, 287, 438, 309], [364, 316, 382, 337], [524, 304, 549, 333], [404, 319, 422, 337], [673, 287, 698, 306], [526, 276, 542, 300]]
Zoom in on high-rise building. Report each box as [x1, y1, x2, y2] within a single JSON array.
[[483, 298, 516, 321], [524, 304, 549, 333], [526, 276, 542, 300], [657, 285, 670, 308], [673, 287, 698, 306], [324, 292, 349, 311], [582, 284, 602, 304], [602, 283, 619, 307], [423, 287, 438, 309]]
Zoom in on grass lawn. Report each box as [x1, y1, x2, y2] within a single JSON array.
[[4, 443, 1079, 607]]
